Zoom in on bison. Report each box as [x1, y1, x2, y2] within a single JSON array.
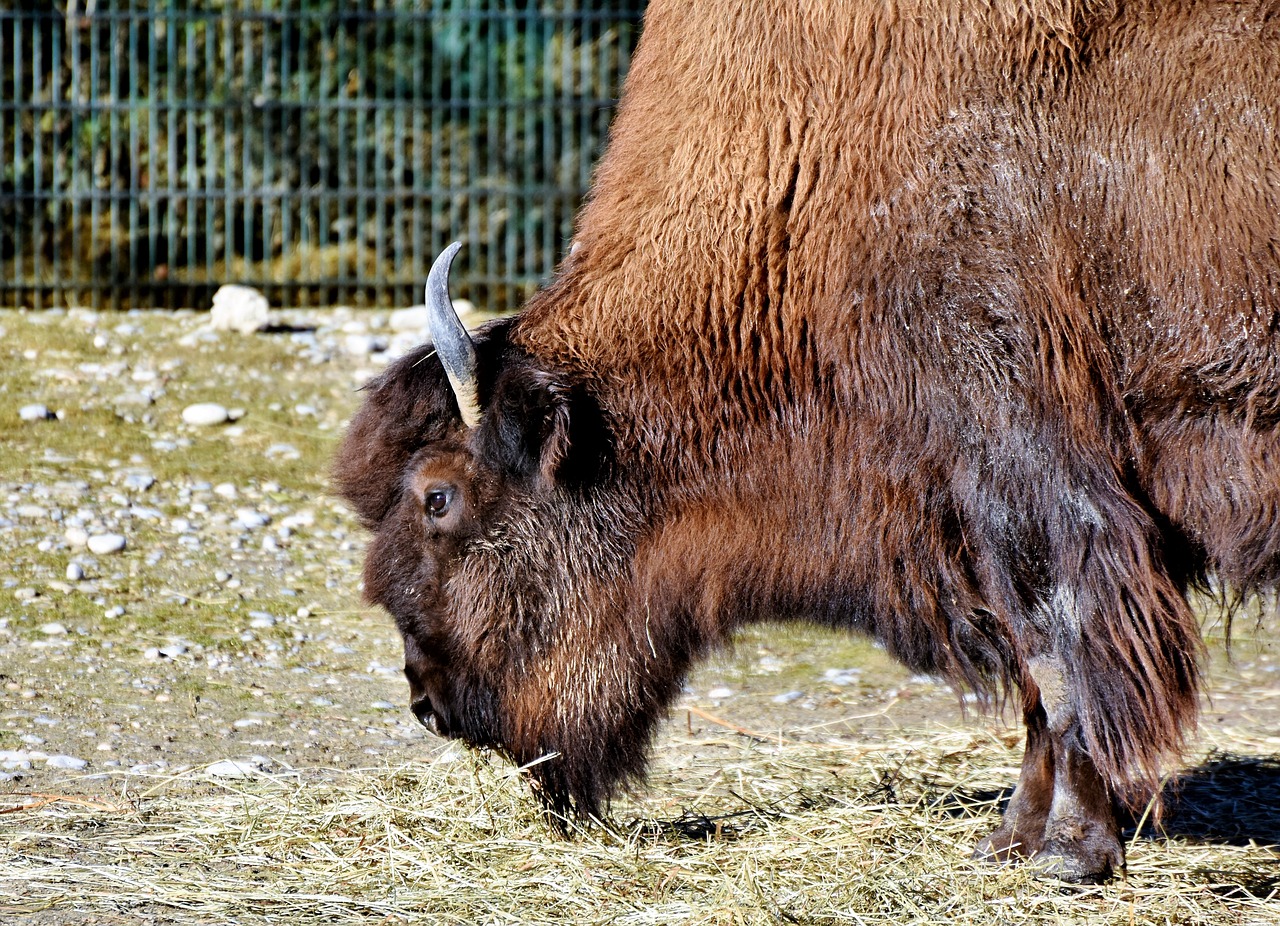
[[334, 0, 1280, 883]]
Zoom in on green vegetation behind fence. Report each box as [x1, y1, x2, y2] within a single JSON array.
[[1, 0, 645, 310]]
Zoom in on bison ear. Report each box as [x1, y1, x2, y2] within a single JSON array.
[[477, 363, 611, 489]]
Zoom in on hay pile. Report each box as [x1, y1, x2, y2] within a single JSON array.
[[2, 726, 1275, 925]]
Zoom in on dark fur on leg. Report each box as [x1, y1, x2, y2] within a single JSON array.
[[974, 701, 1054, 863]]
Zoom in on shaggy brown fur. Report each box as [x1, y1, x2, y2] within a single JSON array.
[[335, 0, 1280, 883]]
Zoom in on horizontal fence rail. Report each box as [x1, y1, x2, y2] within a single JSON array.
[[1, 0, 646, 310]]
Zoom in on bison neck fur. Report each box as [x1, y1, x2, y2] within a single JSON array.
[[336, 0, 1280, 879]]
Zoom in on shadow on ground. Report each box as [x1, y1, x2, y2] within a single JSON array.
[[1155, 751, 1280, 845]]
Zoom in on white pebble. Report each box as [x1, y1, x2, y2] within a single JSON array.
[[213, 483, 238, 499], [87, 533, 127, 555], [235, 509, 270, 530], [123, 472, 156, 491], [343, 333, 385, 356], [264, 443, 300, 460], [370, 701, 398, 711], [46, 755, 88, 771], [388, 306, 430, 331], [772, 690, 805, 704], [0, 751, 34, 771], [64, 526, 89, 547], [822, 668, 862, 686], [66, 563, 85, 581], [707, 687, 734, 700], [205, 756, 272, 778], [39, 622, 67, 636], [19, 403, 52, 421], [210, 284, 270, 334], [182, 403, 230, 427]]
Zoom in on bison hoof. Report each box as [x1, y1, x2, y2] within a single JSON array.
[[974, 825, 1123, 883], [1030, 835, 1124, 884], [972, 825, 1042, 863]]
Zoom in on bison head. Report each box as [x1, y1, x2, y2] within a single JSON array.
[[333, 246, 696, 821]]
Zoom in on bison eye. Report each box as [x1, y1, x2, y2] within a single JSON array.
[[424, 487, 453, 517]]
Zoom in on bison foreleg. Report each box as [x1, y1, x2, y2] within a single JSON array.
[[1033, 719, 1124, 883], [973, 700, 1053, 863], [974, 663, 1124, 882]]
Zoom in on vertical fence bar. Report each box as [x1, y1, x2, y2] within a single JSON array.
[[258, 0, 269, 293], [30, 13, 43, 308], [1, 16, 9, 307], [221, 4, 232, 300], [483, 0, 498, 295], [206, 2, 217, 297], [293, 0, 307, 306], [128, 10, 140, 312], [356, 2, 369, 304], [69, 10, 82, 309], [162, 0, 175, 308], [13, 13, 24, 300], [429, 0, 443, 274], [468, 0, 480, 295], [184, 6, 196, 308], [260, 0, 272, 294], [89, 7, 102, 309], [52, 16, 64, 309], [144, 2, 158, 311], [240, 6, 251, 292], [390, 6, 405, 307], [337, 4, 350, 301], [279, 0, 291, 298], [373, 1, 385, 304], [107, 8, 119, 310], [410, 5, 424, 302], [317, 1, 331, 305]]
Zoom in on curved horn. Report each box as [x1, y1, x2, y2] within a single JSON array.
[[425, 242, 482, 428]]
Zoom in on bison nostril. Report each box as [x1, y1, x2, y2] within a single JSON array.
[[411, 697, 446, 736]]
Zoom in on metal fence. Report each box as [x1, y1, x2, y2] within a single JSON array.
[[0, 0, 645, 310]]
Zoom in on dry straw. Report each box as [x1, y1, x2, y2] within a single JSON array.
[[1, 724, 1276, 925]]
